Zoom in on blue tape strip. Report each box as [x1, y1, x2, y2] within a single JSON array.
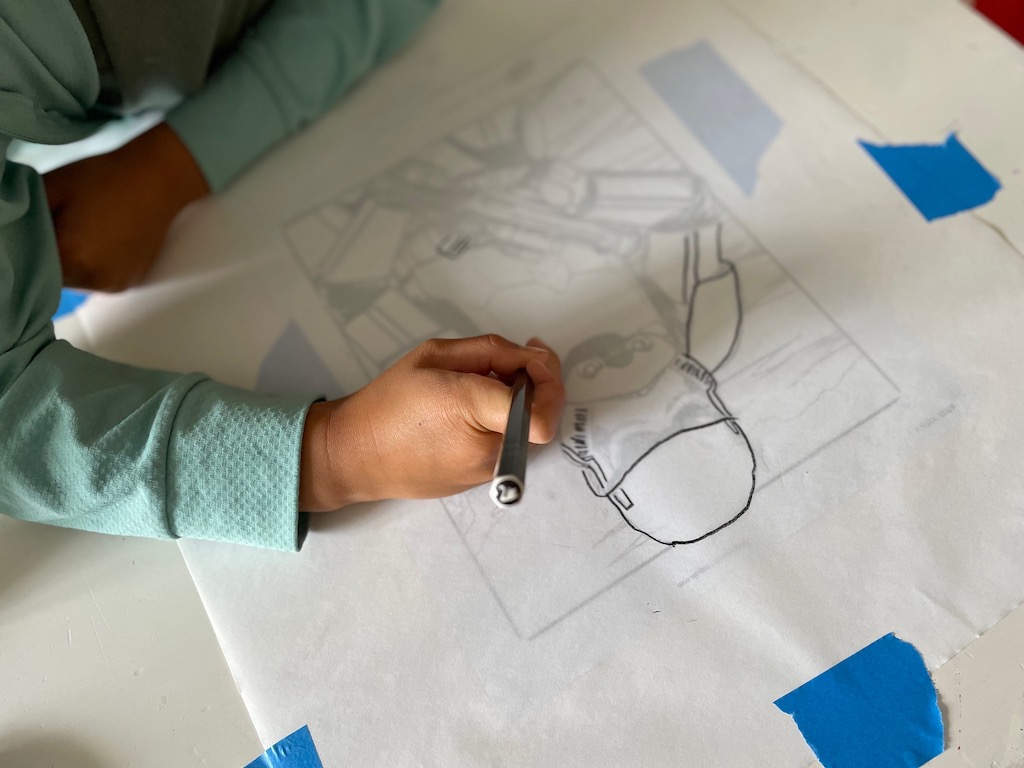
[[859, 133, 1000, 221], [53, 289, 89, 321], [641, 40, 782, 195], [775, 633, 944, 768], [244, 725, 323, 768]]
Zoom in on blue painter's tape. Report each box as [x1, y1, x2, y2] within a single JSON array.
[[53, 289, 88, 321], [860, 133, 1000, 221], [775, 633, 944, 768], [257, 322, 341, 400], [244, 725, 323, 768], [641, 40, 782, 195]]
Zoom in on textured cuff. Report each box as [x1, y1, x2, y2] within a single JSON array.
[[167, 380, 313, 551]]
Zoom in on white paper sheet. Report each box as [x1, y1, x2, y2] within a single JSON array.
[[725, 0, 1024, 258], [74, 0, 1020, 763]]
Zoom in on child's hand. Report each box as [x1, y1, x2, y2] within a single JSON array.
[[44, 123, 209, 293], [299, 335, 565, 511]]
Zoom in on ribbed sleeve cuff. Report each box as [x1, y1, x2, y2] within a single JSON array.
[[165, 54, 291, 192], [166, 380, 314, 551]]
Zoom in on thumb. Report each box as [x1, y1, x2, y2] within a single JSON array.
[[458, 373, 518, 435]]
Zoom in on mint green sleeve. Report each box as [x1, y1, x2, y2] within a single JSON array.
[[0, 141, 314, 550], [166, 0, 441, 190]]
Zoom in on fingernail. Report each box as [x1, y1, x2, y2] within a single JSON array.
[[525, 346, 549, 357]]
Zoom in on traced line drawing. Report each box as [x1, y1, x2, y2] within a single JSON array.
[[281, 63, 900, 638], [558, 220, 755, 546], [287, 67, 757, 548]]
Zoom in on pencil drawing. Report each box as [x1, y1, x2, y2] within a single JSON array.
[[280, 64, 898, 637], [285, 67, 757, 546]]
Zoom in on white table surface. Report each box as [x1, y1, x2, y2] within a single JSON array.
[[2, 1, 1023, 765]]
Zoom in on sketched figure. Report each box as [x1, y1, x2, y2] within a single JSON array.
[[560, 223, 756, 545], [287, 67, 757, 545]]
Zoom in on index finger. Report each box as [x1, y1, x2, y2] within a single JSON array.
[[523, 338, 565, 445], [526, 337, 562, 382], [413, 334, 549, 377]]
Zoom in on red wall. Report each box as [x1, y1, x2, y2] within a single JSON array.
[[974, 0, 1024, 45]]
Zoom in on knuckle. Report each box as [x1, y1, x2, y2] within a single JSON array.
[[415, 337, 446, 359], [423, 337, 449, 352]]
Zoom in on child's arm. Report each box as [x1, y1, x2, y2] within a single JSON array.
[[1, 140, 314, 549], [45, 123, 211, 293], [2, 0, 568, 550], [49, 0, 442, 293], [2, 140, 565, 546], [1, 4, 312, 549], [167, 0, 442, 191]]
